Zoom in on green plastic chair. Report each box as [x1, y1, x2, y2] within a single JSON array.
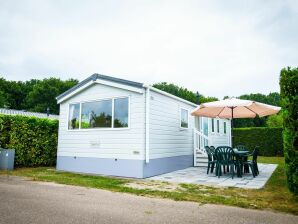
[[205, 146, 217, 175], [242, 146, 259, 177], [215, 146, 238, 179]]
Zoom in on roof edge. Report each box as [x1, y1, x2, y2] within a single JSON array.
[[56, 74, 144, 101]]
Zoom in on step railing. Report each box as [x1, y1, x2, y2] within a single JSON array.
[[193, 128, 211, 166]]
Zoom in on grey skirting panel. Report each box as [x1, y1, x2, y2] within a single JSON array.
[[57, 154, 193, 178]]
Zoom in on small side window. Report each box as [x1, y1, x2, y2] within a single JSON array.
[[68, 103, 80, 129], [211, 118, 215, 132], [224, 121, 227, 134], [217, 120, 220, 133], [180, 108, 189, 128]]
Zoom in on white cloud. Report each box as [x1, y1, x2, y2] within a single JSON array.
[[0, 0, 297, 98]]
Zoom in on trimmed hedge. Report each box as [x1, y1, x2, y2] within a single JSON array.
[[233, 127, 283, 156], [280, 67, 298, 195], [0, 115, 58, 167]]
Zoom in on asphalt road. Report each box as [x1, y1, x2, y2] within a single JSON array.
[[0, 176, 297, 224]]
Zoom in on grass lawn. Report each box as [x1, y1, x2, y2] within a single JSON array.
[[1, 156, 297, 215]]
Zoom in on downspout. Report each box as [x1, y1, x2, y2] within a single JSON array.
[[144, 86, 150, 163]]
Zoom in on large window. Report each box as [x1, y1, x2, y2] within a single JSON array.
[[81, 100, 112, 128], [68, 103, 80, 129], [180, 108, 189, 128], [68, 97, 129, 130]]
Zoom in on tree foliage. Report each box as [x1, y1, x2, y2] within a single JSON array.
[[280, 67, 298, 195], [153, 82, 218, 104], [0, 76, 78, 114]]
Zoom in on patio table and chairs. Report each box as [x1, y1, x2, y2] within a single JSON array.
[[206, 145, 260, 178]]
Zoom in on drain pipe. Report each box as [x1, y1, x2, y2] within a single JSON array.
[[144, 85, 150, 163]]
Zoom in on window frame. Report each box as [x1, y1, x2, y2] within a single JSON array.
[[67, 96, 130, 131], [223, 121, 227, 134], [180, 107, 189, 129]]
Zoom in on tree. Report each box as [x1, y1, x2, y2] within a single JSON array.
[[0, 90, 6, 107], [25, 78, 78, 114], [152, 82, 218, 104]]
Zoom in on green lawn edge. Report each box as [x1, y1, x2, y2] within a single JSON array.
[[1, 157, 297, 215]]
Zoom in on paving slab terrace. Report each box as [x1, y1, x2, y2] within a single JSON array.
[[147, 163, 277, 189]]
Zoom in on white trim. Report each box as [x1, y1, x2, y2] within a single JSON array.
[[58, 78, 197, 108], [79, 102, 82, 129], [111, 98, 115, 128], [57, 79, 143, 104], [57, 80, 94, 104], [67, 95, 130, 131], [145, 87, 150, 163], [95, 80, 144, 94], [145, 85, 197, 107], [179, 107, 189, 129]]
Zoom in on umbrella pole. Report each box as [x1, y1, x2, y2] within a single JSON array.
[[231, 107, 234, 148]]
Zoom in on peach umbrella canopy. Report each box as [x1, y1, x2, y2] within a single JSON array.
[[191, 98, 281, 119]]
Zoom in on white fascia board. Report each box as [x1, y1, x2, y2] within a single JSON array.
[[144, 85, 197, 108], [57, 80, 94, 104], [57, 79, 144, 104], [95, 80, 144, 94]]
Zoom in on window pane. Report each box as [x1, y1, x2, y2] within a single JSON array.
[[81, 100, 112, 128], [211, 119, 214, 132], [224, 122, 226, 134], [181, 109, 188, 128], [114, 98, 129, 128], [68, 103, 80, 129], [217, 120, 220, 133]]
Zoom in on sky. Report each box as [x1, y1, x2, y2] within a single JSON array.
[[0, 0, 297, 98]]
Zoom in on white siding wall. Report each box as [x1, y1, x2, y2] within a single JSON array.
[[148, 91, 196, 159], [208, 118, 231, 147], [57, 83, 146, 160]]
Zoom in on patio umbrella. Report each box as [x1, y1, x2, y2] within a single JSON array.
[[191, 98, 281, 146]]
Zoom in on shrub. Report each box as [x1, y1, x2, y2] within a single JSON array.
[[0, 115, 58, 167], [233, 127, 283, 156], [266, 113, 283, 127], [280, 67, 298, 195]]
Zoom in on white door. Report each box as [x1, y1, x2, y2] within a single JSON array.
[[201, 117, 209, 146]]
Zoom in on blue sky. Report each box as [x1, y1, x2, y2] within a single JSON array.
[[0, 0, 297, 98]]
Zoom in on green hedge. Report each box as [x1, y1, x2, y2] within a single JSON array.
[[280, 67, 298, 195], [233, 127, 283, 156], [0, 115, 58, 167]]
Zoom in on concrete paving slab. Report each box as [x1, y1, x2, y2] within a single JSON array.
[[147, 163, 277, 189]]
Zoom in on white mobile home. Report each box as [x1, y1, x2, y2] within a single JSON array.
[[56, 74, 231, 178]]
